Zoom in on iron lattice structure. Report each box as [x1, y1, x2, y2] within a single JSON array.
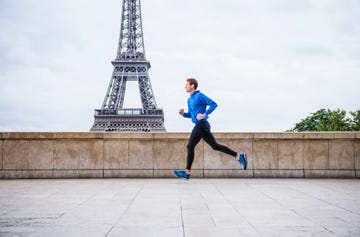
[[91, 0, 165, 132]]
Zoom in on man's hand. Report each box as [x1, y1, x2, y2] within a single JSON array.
[[196, 113, 206, 121], [179, 108, 184, 116]]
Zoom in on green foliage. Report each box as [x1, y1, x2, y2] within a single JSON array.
[[290, 108, 360, 132], [350, 110, 360, 131]]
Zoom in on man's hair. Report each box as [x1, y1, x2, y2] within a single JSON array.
[[187, 78, 198, 90]]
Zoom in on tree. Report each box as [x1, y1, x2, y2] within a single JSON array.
[[350, 110, 360, 131], [289, 108, 360, 132]]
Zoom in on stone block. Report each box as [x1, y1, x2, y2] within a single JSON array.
[[103, 169, 153, 178], [3, 140, 28, 169], [54, 140, 103, 170], [355, 140, 360, 169], [214, 133, 254, 139], [204, 139, 252, 170], [154, 133, 189, 139], [128, 139, 154, 169], [75, 170, 103, 178], [104, 133, 153, 139], [204, 169, 253, 178], [254, 133, 281, 139], [54, 170, 77, 178], [305, 170, 355, 178], [329, 140, 354, 169], [54, 140, 79, 169], [253, 140, 278, 169], [304, 133, 334, 139], [0, 132, 46, 139], [78, 140, 103, 169], [28, 140, 53, 169], [27, 170, 54, 179], [278, 133, 304, 139], [6, 132, 100, 139], [154, 139, 187, 169], [3, 170, 54, 179], [278, 140, 303, 169], [254, 170, 304, 178], [54, 169, 103, 178], [334, 133, 355, 139], [356, 170, 360, 178], [304, 140, 329, 169], [3, 170, 28, 179], [157, 139, 203, 170], [104, 139, 128, 169], [53, 132, 103, 139]]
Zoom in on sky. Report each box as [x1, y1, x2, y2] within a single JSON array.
[[0, 0, 359, 132]]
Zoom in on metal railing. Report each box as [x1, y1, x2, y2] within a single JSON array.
[[95, 108, 163, 116]]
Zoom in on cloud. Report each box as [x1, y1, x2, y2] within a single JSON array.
[[0, 0, 359, 132]]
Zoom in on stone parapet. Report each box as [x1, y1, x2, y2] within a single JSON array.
[[1, 132, 359, 178]]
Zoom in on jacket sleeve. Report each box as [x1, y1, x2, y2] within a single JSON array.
[[183, 100, 191, 118], [183, 112, 191, 118], [200, 93, 217, 115]]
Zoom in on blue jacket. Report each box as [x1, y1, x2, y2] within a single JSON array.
[[183, 90, 218, 123]]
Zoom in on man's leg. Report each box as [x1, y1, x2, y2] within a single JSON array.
[[186, 124, 203, 172], [201, 121, 247, 169], [201, 122, 237, 157]]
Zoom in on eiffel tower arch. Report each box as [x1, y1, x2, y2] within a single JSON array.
[[91, 0, 166, 132]]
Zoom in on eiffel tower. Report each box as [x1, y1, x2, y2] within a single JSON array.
[[91, 0, 166, 132]]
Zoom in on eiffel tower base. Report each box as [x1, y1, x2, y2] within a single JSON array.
[[90, 109, 166, 132]]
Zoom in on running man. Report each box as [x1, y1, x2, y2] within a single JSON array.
[[174, 78, 247, 180]]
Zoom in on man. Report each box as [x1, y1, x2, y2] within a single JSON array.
[[174, 78, 247, 180]]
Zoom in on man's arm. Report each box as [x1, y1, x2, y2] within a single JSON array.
[[201, 93, 218, 115], [196, 93, 217, 121], [179, 108, 191, 118]]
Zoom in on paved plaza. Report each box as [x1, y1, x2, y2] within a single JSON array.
[[0, 178, 359, 237]]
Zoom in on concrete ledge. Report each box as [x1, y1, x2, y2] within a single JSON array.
[[1, 132, 359, 179], [304, 170, 356, 178], [254, 169, 305, 178]]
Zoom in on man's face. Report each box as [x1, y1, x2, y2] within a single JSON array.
[[185, 81, 194, 93]]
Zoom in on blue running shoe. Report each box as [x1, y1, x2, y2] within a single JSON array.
[[239, 153, 247, 170], [174, 170, 191, 180]]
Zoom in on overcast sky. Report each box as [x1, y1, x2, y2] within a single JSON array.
[[0, 0, 359, 132]]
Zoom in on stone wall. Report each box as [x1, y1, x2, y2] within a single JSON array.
[[0, 132, 359, 178]]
